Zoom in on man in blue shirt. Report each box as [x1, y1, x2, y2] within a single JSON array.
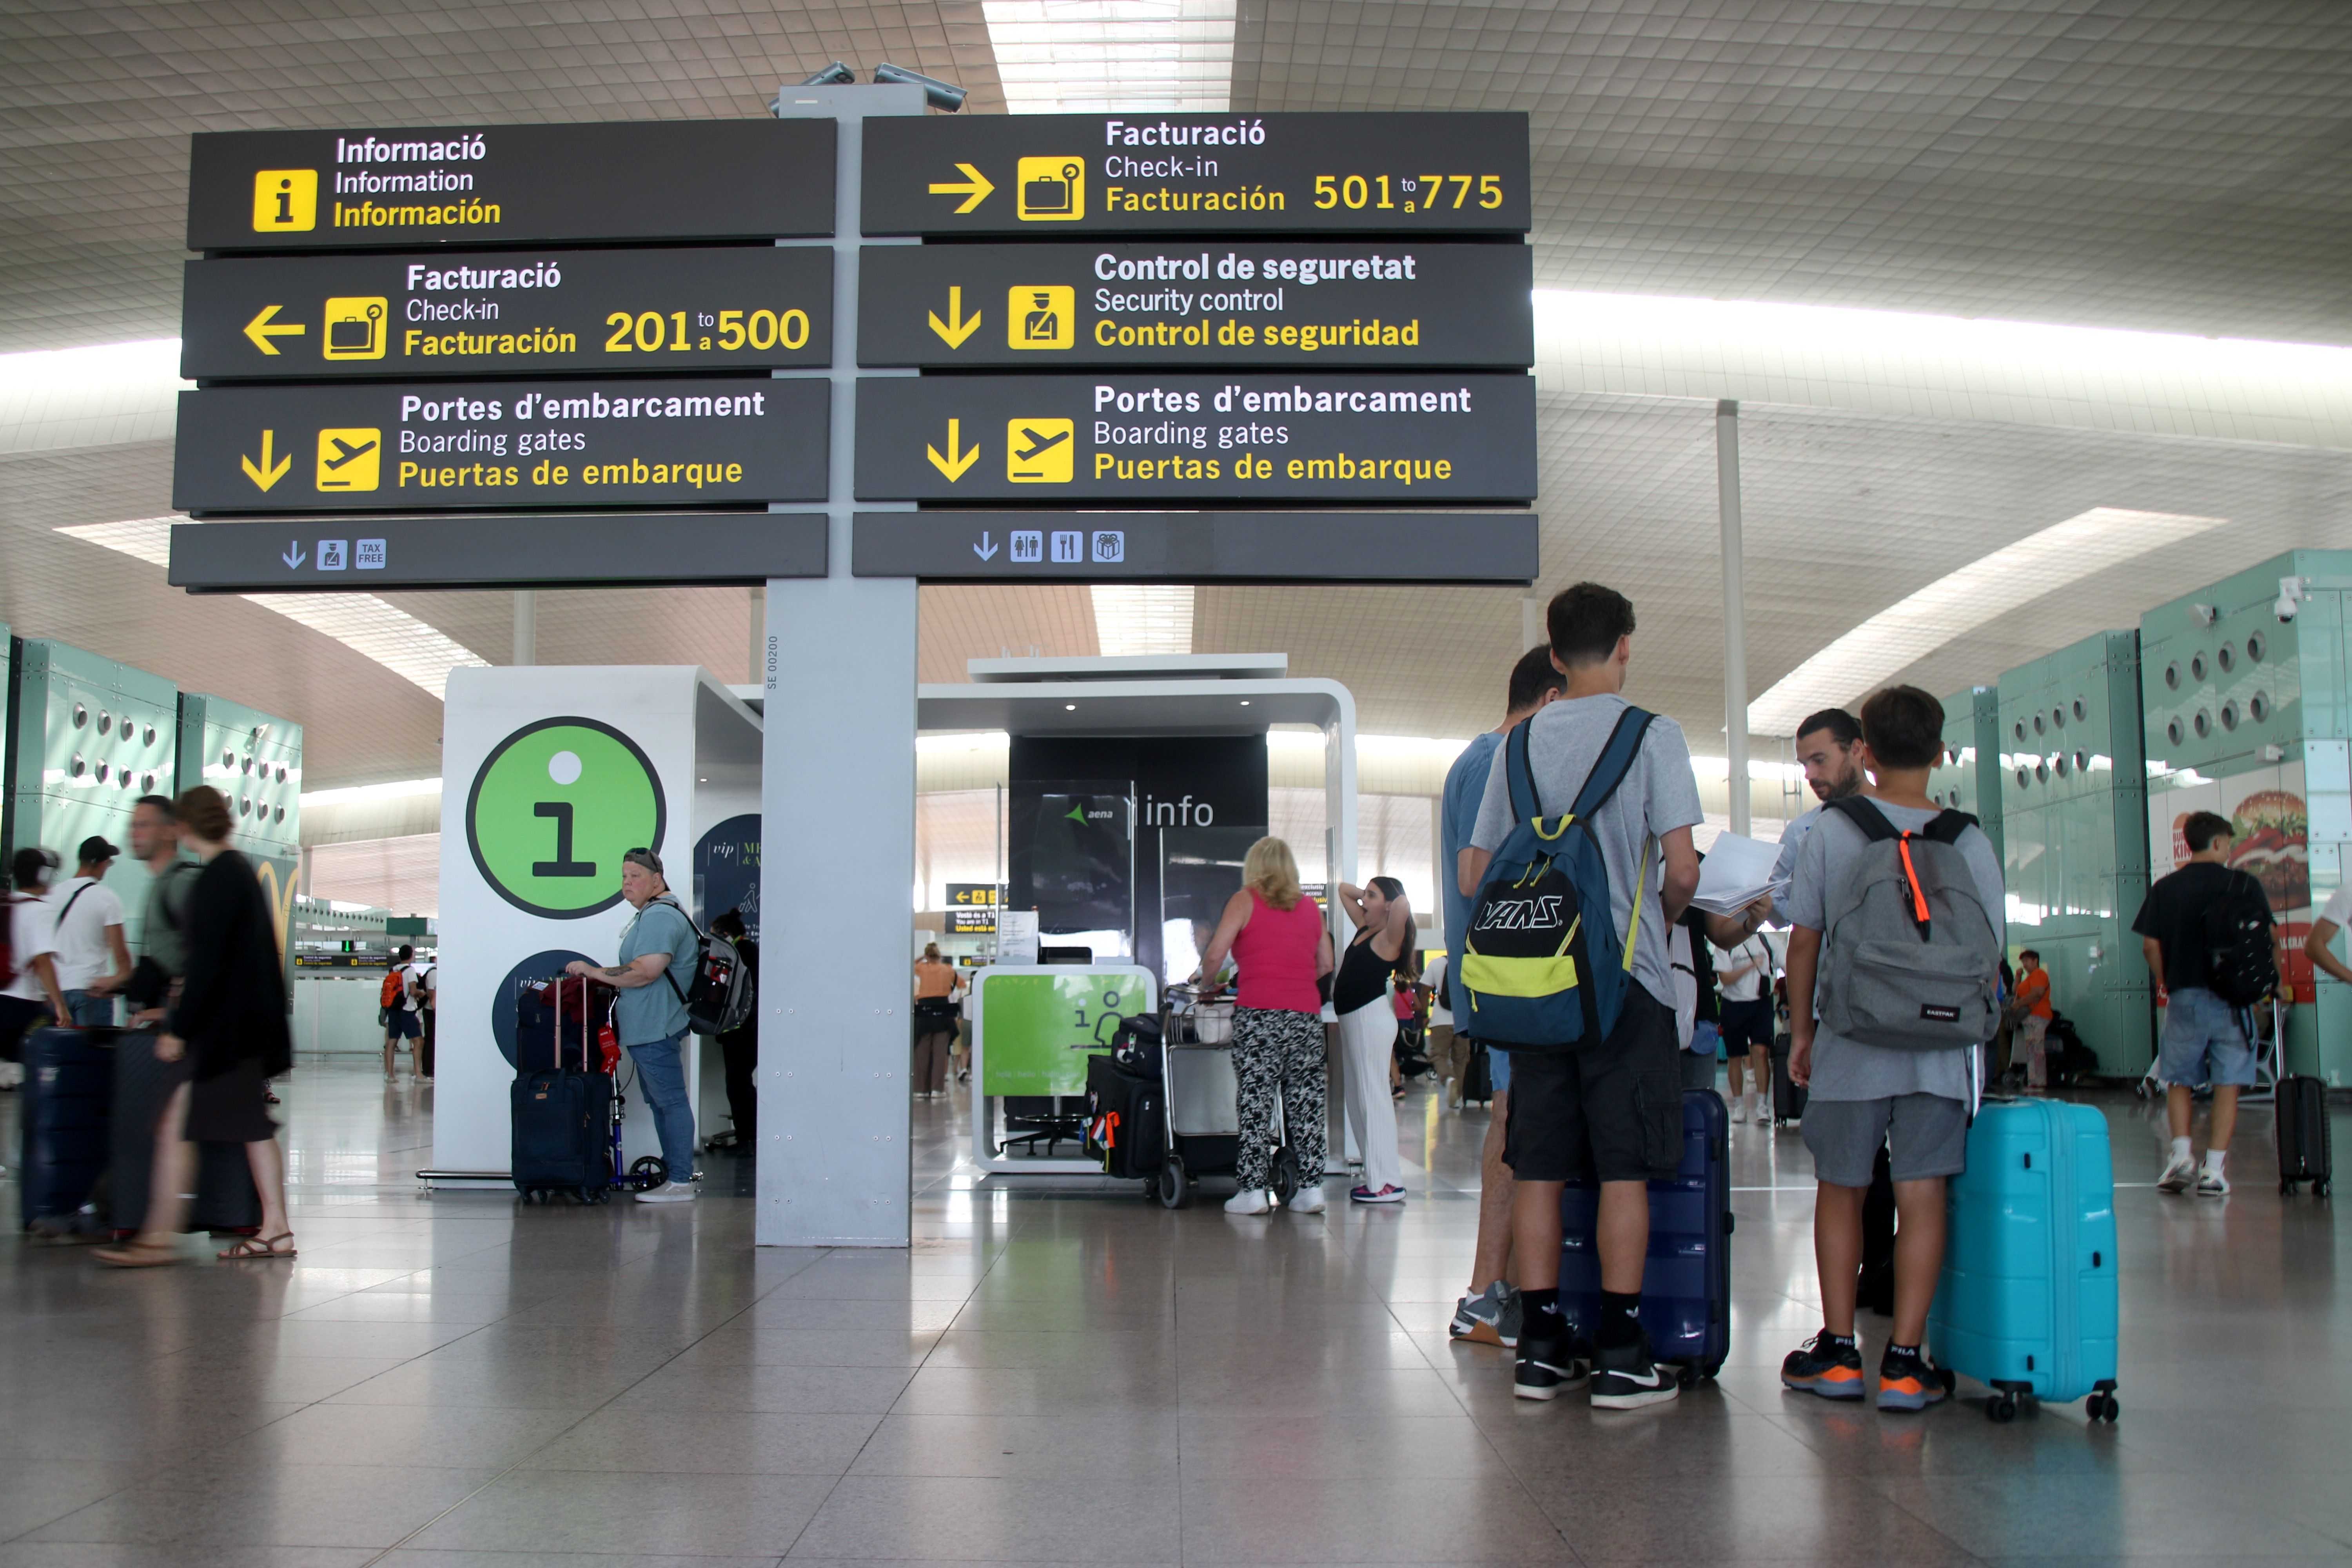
[[567, 847, 701, 1203], [1444, 645, 1562, 1350]]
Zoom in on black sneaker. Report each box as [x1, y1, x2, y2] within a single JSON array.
[[1589, 1331, 1682, 1410], [1512, 1335, 1590, 1401], [1876, 1347, 1949, 1412], [1781, 1331, 1866, 1399]]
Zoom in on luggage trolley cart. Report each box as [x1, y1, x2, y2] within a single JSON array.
[[1151, 985, 1305, 1209]]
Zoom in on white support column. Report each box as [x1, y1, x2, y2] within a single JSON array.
[[760, 82, 925, 1247], [511, 590, 537, 667], [1718, 399, 1750, 837]]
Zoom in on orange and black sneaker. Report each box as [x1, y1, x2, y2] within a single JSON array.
[[1875, 1346, 1949, 1412], [1781, 1332, 1865, 1401]]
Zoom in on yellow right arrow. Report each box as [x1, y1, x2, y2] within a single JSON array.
[[927, 162, 995, 214], [927, 286, 981, 348], [926, 418, 979, 481], [240, 428, 292, 491], [242, 304, 306, 355]]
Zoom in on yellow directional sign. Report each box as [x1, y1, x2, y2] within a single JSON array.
[[321, 297, 387, 360], [240, 428, 292, 491], [315, 427, 381, 492], [927, 286, 980, 349], [1006, 418, 1074, 483], [927, 162, 995, 214], [926, 418, 979, 481], [1007, 286, 1073, 350], [240, 304, 306, 355]]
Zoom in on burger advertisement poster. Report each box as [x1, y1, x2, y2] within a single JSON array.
[[2153, 762, 2314, 995]]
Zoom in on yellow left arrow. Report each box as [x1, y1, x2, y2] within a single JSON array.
[[242, 304, 307, 355], [240, 428, 292, 491]]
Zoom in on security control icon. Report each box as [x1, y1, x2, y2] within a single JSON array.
[[316, 428, 381, 492], [1016, 158, 1085, 221], [322, 298, 387, 359], [1009, 286, 1074, 350], [251, 169, 317, 232], [1006, 418, 1074, 483]]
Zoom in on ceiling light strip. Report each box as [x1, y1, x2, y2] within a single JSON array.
[[1747, 507, 2230, 736], [983, 0, 1236, 113], [54, 518, 488, 700]]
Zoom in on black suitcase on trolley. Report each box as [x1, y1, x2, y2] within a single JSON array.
[[2278, 1073, 2332, 1195], [19, 1027, 113, 1227], [1085, 1053, 1164, 1182], [511, 979, 614, 1201]]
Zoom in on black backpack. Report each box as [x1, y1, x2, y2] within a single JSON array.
[[652, 897, 755, 1036], [2199, 870, 2278, 1006]]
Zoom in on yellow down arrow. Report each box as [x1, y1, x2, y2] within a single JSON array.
[[927, 162, 995, 214], [927, 286, 980, 348], [240, 428, 292, 491], [926, 418, 979, 481], [242, 304, 306, 355]]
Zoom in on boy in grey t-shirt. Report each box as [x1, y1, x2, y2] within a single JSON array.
[[1780, 686, 2003, 1415]]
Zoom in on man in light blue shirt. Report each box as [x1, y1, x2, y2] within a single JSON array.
[[1442, 645, 1561, 1351], [567, 847, 701, 1203]]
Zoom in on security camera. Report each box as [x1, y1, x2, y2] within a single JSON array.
[[873, 62, 967, 111], [799, 61, 856, 86], [2276, 575, 2306, 623]]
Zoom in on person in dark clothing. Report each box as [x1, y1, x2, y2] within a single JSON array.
[[711, 908, 758, 1151], [94, 786, 295, 1265]]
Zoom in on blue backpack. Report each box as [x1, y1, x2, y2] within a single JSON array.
[[1458, 707, 1655, 1047]]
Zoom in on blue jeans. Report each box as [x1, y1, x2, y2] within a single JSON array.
[[627, 1031, 697, 1183], [2157, 986, 2257, 1088], [62, 989, 114, 1028]]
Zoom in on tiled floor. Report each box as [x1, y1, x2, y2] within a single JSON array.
[[2, 1057, 2347, 1566]]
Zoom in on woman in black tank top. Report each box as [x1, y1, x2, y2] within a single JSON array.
[[1334, 876, 1418, 1203]]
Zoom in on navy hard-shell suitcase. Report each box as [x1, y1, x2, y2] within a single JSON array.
[[1558, 1088, 1731, 1380], [512, 978, 614, 1202], [20, 1027, 113, 1226], [109, 1030, 262, 1235]]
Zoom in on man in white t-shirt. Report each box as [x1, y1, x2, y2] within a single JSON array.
[[3, 848, 69, 1063], [48, 837, 132, 1027], [2306, 884, 2352, 991], [1421, 953, 1468, 1106]]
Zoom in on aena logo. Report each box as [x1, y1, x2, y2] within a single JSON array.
[[1475, 895, 1564, 931]]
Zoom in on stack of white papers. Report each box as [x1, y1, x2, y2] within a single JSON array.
[[1690, 832, 1787, 917]]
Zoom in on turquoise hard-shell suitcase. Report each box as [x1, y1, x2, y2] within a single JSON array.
[[1929, 1098, 2121, 1423]]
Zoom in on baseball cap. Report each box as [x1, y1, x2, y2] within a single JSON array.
[[76, 835, 119, 864], [622, 847, 665, 877]]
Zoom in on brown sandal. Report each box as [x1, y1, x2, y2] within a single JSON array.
[[217, 1232, 297, 1261], [93, 1238, 182, 1268]]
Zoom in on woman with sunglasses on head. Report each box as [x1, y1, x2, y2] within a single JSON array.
[[1334, 876, 1419, 1203]]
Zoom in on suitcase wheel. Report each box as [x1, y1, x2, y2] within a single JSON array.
[[1271, 1149, 1301, 1208], [1985, 1394, 2018, 1423], [628, 1156, 668, 1191], [2085, 1391, 2120, 1423], [1158, 1154, 1190, 1210]]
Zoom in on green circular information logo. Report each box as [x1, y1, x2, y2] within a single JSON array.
[[466, 717, 666, 918]]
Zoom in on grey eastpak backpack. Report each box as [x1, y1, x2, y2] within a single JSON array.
[[1815, 797, 2001, 1051]]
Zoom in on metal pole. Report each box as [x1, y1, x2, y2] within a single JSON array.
[[1522, 593, 1542, 653], [747, 586, 764, 684], [1717, 399, 1749, 837], [510, 590, 537, 666]]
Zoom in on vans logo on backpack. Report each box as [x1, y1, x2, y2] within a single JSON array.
[[1474, 895, 1564, 931]]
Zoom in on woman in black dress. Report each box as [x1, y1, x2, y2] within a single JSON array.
[[96, 786, 296, 1265]]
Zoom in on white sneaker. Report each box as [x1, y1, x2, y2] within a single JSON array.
[[1730, 1096, 1749, 1124], [2155, 1155, 2196, 1195], [1288, 1183, 1326, 1214], [635, 1180, 697, 1203], [2196, 1163, 2231, 1197], [1224, 1189, 1271, 1215]]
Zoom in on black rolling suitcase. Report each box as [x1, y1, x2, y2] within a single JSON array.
[[1769, 1031, 1807, 1125], [1084, 1053, 1164, 1181], [511, 979, 615, 1202], [20, 1027, 113, 1227], [1461, 1041, 1493, 1106], [2278, 1073, 2332, 1196], [109, 1030, 262, 1235]]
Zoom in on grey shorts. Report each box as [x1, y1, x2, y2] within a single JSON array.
[[1802, 1093, 1969, 1187]]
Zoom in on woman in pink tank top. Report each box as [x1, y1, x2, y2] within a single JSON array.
[[1196, 836, 1335, 1215]]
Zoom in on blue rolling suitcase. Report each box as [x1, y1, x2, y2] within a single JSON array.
[[1929, 1098, 2120, 1423], [20, 1027, 114, 1227], [1558, 1089, 1731, 1381]]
